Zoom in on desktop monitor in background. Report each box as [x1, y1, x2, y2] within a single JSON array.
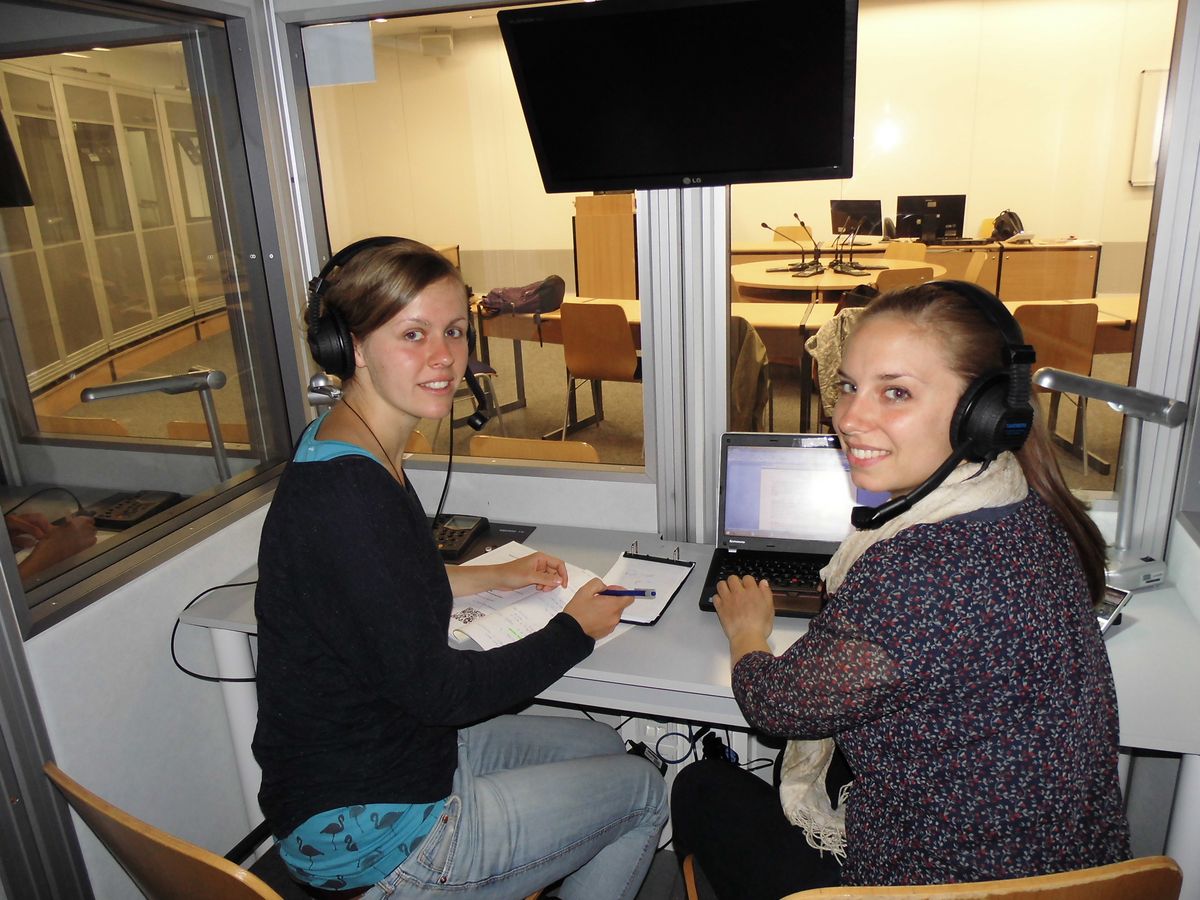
[[498, 0, 859, 192], [895, 194, 967, 243], [830, 199, 882, 237]]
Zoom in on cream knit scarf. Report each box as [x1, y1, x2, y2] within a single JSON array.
[[778, 451, 1029, 860]]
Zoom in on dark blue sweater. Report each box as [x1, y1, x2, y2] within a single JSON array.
[[734, 494, 1130, 885], [253, 457, 593, 836]]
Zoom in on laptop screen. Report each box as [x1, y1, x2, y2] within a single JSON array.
[[717, 433, 887, 552]]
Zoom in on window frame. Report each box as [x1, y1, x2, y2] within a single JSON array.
[[0, 0, 309, 637]]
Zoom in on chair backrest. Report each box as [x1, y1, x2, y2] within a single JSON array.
[[405, 429, 433, 454], [38, 414, 130, 437], [882, 241, 927, 262], [561, 302, 640, 382], [963, 250, 988, 284], [166, 420, 251, 444], [780, 856, 1182, 899], [771, 224, 812, 245], [1013, 302, 1098, 378], [874, 265, 935, 293], [469, 434, 599, 463], [44, 762, 282, 900], [729, 316, 772, 432]]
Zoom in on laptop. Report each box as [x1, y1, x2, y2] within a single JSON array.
[[699, 433, 885, 618]]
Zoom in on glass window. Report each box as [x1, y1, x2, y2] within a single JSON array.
[[729, 0, 1177, 502], [303, 8, 648, 469], [0, 3, 292, 624]]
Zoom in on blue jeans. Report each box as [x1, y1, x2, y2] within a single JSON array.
[[361, 715, 668, 899]]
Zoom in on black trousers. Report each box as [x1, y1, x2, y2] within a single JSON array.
[[671, 757, 845, 900]]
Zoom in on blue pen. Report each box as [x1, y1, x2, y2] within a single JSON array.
[[599, 588, 656, 597]]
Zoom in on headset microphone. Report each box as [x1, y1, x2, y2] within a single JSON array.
[[850, 442, 974, 529]]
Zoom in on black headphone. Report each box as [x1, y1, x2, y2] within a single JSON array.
[[850, 279, 1035, 530], [306, 236, 488, 429]]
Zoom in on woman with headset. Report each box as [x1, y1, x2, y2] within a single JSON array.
[[253, 238, 667, 899], [672, 282, 1129, 898]]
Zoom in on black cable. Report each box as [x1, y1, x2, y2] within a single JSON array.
[[171, 580, 259, 683], [3, 486, 85, 517], [433, 413, 455, 526]]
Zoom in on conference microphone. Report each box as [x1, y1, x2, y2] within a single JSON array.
[[831, 218, 869, 275], [792, 215, 825, 275], [850, 441, 975, 530], [759, 221, 810, 269]]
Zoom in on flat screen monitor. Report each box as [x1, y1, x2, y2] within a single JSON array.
[[895, 194, 967, 243], [830, 199, 882, 236], [498, 0, 858, 193]]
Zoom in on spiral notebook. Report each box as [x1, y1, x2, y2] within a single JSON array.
[[602, 551, 695, 626]]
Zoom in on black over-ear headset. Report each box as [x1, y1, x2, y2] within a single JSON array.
[[850, 279, 1035, 530], [306, 236, 488, 429]]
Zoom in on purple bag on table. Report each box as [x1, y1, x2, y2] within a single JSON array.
[[478, 275, 566, 346]]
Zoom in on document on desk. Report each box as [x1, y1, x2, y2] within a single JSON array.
[[449, 542, 630, 650], [602, 552, 695, 625]]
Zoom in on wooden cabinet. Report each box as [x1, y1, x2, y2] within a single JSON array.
[[927, 247, 1000, 292], [573, 194, 637, 299], [998, 245, 1100, 301]]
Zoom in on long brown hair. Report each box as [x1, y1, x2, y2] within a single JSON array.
[[855, 284, 1107, 601], [319, 239, 466, 380]]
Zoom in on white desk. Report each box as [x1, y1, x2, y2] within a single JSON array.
[[182, 524, 1200, 897]]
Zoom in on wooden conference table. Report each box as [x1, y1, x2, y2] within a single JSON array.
[[180, 522, 1200, 898], [730, 257, 946, 294]]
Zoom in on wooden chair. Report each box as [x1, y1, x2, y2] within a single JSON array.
[[772, 224, 813, 244], [558, 302, 641, 439], [1013, 302, 1102, 474], [963, 250, 988, 285], [167, 420, 251, 444], [779, 856, 1183, 898], [44, 762, 283, 899], [45, 760, 550, 900], [682, 854, 1181, 900], [874, 265, 934, 293], [405, 429, 433, 454], [882, 241, 927, 262], [38, 414, 130, 437], [469, 433, 600, 463]]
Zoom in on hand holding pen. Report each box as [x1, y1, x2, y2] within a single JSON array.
[[564, 578, 632, 640]]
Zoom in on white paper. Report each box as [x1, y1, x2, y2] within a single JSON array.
[[601, 553, 695, 624], [448, 542, 616, 650]]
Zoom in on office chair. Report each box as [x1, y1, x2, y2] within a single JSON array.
[[682, 854, 1181, 900], [1013, 302, 1101, 474], [873, 265, 935, 293], [557, 302, 641, 439], [405, 429, 433, 454], [469, 433, 600, 463]]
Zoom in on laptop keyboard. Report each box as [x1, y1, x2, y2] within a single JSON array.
[[713, 553, 824, 592]]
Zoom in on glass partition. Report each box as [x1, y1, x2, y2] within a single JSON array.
[[0, 3, 292, 614]]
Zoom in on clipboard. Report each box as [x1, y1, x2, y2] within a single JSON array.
[[602, 551, 695, 626]]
